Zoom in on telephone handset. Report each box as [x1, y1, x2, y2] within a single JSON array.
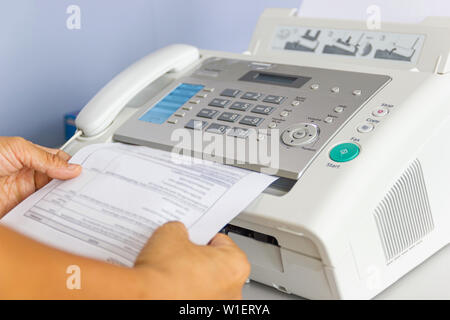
[[75, 44, 200, 137]]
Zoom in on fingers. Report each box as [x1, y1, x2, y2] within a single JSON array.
[[135, 224, 250, 299], [34, 144, 72, 162], [30, 145, 81, 180], [3, 137, 82, 180], [209, 233, 237, 248], [135, 221, 190, 268], [150, 221, 190, 244], [34, 171, 52, 190], [33, 144, 60, 155], [209, 233, 251, 285], [56, 150, 72, 162], [34, 150, 73, 189]]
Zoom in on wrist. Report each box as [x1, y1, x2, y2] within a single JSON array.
[[130, 266, 168, 299]]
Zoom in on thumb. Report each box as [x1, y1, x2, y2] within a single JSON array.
[[208, 233, 238, 248], [149, 221, 190, 245], [135, 221, 190, 267], [5, 137, 82, 180]]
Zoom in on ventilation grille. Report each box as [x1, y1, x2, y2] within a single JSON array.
[[374, 159, 434, 264]]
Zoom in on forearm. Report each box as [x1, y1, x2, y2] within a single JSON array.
[[0, 225, 153, 299]]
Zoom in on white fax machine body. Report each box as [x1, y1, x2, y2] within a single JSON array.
[[64, 9, 450, 299]]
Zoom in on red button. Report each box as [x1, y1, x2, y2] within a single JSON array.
[[372, 107, 389, 117]]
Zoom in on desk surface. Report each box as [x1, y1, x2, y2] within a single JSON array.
[[243, 244, 450, 300]]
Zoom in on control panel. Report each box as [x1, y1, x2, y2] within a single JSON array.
[[114, 57, 391, 179]]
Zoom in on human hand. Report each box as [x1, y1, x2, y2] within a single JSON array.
[[0, 137, 82, 218], [134, 222, 250, 299]]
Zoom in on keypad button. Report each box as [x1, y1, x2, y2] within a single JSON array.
[[239, 116, 264, 127], [218, 112, 240, 123], [281, 123, 319, 147], [251, 105, 275, 115], [230, 102, 253, 111], [263, 95, 286, 104], [185, 119, 208, 130], [334, 106, 345, 113], [372, 107, 389, 117], [293, 129, 307, 139], [330, 143, 360, 162], [220, 88, 241, 98], [241, 92, 263, 101], [209, 98, 230, 108], [357, 123, 374, 133], [197, 108, 219, 119], [227, 127, 252, 138], [206, 123, 230, 134]]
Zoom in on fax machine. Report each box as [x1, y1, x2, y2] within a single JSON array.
[[64, 8, 450, 299]]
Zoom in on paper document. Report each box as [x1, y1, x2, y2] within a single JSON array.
[[299, 0, 449, 24], [1, 143, 276, 267]]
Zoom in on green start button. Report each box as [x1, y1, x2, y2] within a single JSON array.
[[330, 143, 360, 163]]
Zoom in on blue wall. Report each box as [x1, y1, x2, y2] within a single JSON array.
[[0, 0, 301, 147]]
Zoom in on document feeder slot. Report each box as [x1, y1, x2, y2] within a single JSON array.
[[223, 224, 279, 246]]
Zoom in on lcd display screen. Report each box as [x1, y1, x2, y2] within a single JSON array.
[[239, 71, 311, 88], [255, 73, 297, 84]]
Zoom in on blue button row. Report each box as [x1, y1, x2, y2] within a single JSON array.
[[140, 83, 204, 124]]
